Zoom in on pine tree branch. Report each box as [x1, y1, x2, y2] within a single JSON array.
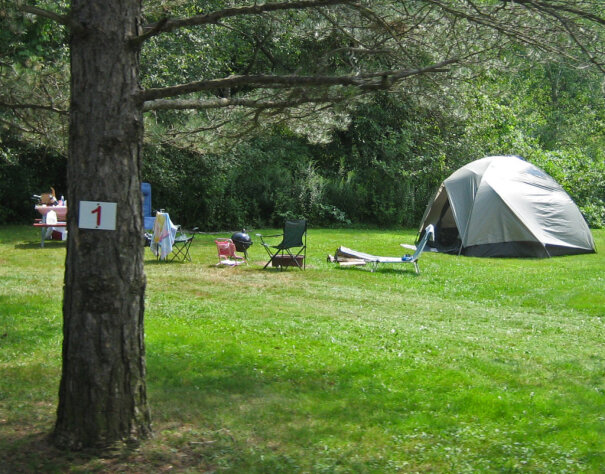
[[132, 0, 357, 44], [19, 5, 69, 25], [138, 59, 457, 103], [0, 100, 68, 115], [19, 5, 84, 32], [425, 0, 597, 64], [143, 96, 343, 112], [506, 0, 605, 26], [508, 0, 605, 72]]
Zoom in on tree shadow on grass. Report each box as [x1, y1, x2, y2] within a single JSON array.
[[145, 342, 422, 433], [0, 431, 86, 473], [15, 241, 66, 250], [0, 429, 175, 473]]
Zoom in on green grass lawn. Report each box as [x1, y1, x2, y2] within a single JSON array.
[[1, 225, 603, 472]]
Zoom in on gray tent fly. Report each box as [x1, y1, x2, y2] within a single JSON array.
[[418, 155, 596, 258]]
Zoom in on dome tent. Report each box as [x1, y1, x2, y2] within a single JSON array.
[[418, 155, 595, 258]]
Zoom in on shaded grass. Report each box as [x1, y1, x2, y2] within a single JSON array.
[[0, 225, 603, 472]]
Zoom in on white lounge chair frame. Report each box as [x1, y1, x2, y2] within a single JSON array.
[[332, 225, 435, 274]]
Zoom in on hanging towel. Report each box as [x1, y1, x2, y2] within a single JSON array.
[[150, 212, 177, 260]]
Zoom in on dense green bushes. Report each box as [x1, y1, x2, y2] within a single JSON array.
[[138, 90, 604, 230], [3, 115, 603, 230], [139, 96, 455, 230], [0, 135, 66, 224], [529, 148, 605, 228], [3, 132, 603, 231], [2, 70, 603, 229]]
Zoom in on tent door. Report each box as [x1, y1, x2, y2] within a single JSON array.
[[435, 199, 461, 253]]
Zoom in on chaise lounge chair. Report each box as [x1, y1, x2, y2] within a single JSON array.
[[329, 225, 435, 274]]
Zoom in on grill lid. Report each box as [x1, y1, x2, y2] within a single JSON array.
[[231, 229, 253, 251]]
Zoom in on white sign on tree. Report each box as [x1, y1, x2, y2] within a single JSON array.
[[78, 201, 117, 230]]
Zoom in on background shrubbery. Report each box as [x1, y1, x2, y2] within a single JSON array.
[[2, 68, 603, 229], [0, 135, 67, 224], [2, 3, 603, 230]]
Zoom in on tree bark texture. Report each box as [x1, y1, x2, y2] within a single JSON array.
[[53, 0, 151, 449]]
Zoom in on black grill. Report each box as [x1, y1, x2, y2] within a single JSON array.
[[231, 230, 253, 257]]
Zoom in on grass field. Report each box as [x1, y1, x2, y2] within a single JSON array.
[[1, 225, 603, 472]]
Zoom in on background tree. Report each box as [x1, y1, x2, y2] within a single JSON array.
[[3, 0, 603, 450]]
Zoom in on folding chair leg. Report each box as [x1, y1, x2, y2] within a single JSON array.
[[169, 237, 193, 262], [263, 250, 277, 269], [286, 249, 305, 270]]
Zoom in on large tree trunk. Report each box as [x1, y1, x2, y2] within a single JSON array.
[[53, 0, 151, 449]]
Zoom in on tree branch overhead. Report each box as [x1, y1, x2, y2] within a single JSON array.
[[139, 59, 457, 104], [134, 0, 357, 44], [18, 4, 84, 33]]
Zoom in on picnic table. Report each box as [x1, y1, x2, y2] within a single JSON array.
[[34, 205, 67, 247]]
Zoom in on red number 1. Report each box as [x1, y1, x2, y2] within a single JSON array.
[[91, 205, 102, 226]]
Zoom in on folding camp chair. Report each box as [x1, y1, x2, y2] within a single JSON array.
[[257, 219, 307, 270], [169, 229, 195, 262], [150, 211, 194, 262], [215, 238, 246, 266]]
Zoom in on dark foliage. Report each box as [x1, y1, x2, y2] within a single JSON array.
[[0, 133, 66, 224]]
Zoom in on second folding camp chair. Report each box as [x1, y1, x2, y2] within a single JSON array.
[[257, 219, 307, 270]]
